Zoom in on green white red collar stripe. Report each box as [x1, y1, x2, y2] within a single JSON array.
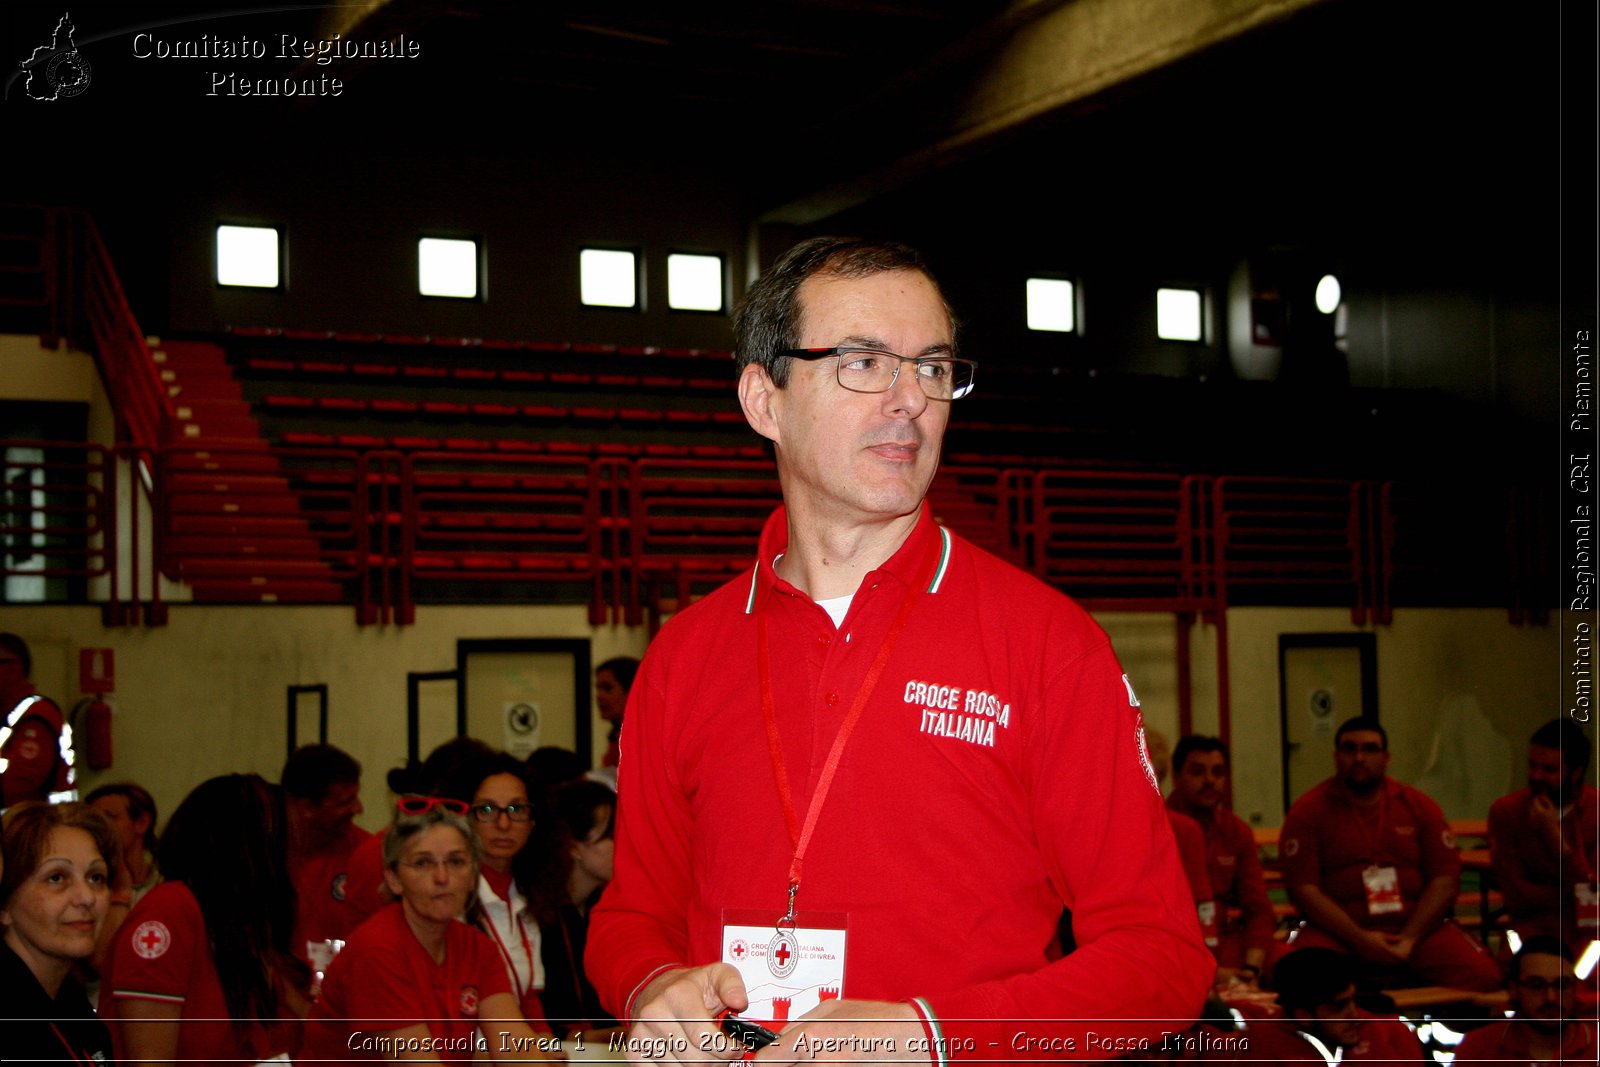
[[111, 987, 187, 1004], [745, 527, 952, 612], [926, 526, 952, 593]]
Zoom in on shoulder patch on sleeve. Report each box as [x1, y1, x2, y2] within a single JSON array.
[[131, 919, 172, 959], [1134, 714, 1160, 796]]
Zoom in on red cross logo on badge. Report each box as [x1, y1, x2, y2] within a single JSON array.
[[730, 939, 748, 960], [459, 985, 480, 1016], [767, 932, 798, 979], [132, 920, 171, 960]]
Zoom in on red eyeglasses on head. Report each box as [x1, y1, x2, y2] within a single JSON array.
[[396, 794, 469, 817]]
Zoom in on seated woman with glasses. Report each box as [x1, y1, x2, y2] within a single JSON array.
[[469, 753, 566, 1030], [304, 795, 560, 1061]]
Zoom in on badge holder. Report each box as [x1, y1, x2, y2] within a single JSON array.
[[1362, 865, 1403, 915], [1197, 901, 1219, 948], [1577, 881, 1599, 930], [721, 907, 849, 1027]]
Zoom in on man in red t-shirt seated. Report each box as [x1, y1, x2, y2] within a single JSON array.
[[1231, 947, 1425, 1066], [1169, 735, 1277, 985], [1278, 716, 1498, 991], [1489, 718, 1599, 956], [1452, 936, 1598, 1065], [282, 743, 371, 980]]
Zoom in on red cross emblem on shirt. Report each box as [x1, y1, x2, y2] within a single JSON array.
[[132, 920, 171, 960]]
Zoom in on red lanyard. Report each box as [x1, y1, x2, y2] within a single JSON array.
[[480, 884, 537, 1001], [1348, 790, 1390, 865], [756, 581, 920, 927], [47, 1022, 92, 1066]]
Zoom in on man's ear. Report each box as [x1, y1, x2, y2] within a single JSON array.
[[737, 362, 781, 444]]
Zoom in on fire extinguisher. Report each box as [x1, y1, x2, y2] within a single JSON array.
[[74, 647, 115, 772], [70, 696, 114, 770]]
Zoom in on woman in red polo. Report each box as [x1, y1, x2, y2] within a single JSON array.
[[303, 796, 558, 1062], [103, 773, 302, 1062]]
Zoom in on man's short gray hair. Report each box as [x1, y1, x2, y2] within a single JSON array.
[[732, 236, 956, 388]]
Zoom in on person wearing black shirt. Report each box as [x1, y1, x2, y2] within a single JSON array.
[[1, 800, 118, 1064]]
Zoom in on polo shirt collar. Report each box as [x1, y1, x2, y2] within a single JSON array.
[[745, 502, 952, 614]]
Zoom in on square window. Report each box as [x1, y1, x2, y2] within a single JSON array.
[[1026, 278, 1076, 332], [419, 237, 479, 299], [216, 225, 280, 288], [668, 253, 724, 312], [1156, 287, 1204, 341], [580, 248, 638, 309]]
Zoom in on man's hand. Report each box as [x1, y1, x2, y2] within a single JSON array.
[[1529, 793, 1564, 847], [1214, 967, 1259, 993], [757, 1000, 924, 1066], [1380, 933, 1417, 961], [626, 964, 749, 1066], [1348, 928, 1407, 965]]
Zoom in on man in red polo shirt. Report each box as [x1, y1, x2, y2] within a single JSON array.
[[1489, 718, 1599, 956], [1168, 735, 1277, 983], [587, 237, 1212, 1064], [1232, 947, 1425, 1066], [1278, 716, 1498, 990], [281, 743, 370, 982], [1452, 937, 1598, 1064]]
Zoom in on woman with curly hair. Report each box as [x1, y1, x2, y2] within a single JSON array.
[[467, 752, 566, 1029], [102, 773, 302, 1062]]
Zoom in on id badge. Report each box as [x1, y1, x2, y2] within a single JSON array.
[[1197, 900, 1219, 948], [1362, 865, 1403, 915], [305, 938, 345, 999], [721, 909, 848, 1026], [1577, 881, 1600, 929]]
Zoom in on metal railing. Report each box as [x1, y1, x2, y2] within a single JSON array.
[[1, 439, 1443, 627]]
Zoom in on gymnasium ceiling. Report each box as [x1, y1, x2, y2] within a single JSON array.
[[5, 0, 1558, 229]]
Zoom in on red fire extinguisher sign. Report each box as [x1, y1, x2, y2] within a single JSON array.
[[79, 648, 115, 694]]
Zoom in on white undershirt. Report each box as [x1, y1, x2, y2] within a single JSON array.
[[815, 593, 854, 628], [773, 553, 854, 627]]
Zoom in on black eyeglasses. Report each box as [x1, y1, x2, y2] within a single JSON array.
[[780, 347, 977, 401], [471, 802, 533, 824], [1516, 977, 1566, 995]]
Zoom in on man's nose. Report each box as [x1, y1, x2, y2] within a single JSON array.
[[885, 363, 929, 416]]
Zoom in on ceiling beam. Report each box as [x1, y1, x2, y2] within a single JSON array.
[[761, 0, 1334, 225]]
